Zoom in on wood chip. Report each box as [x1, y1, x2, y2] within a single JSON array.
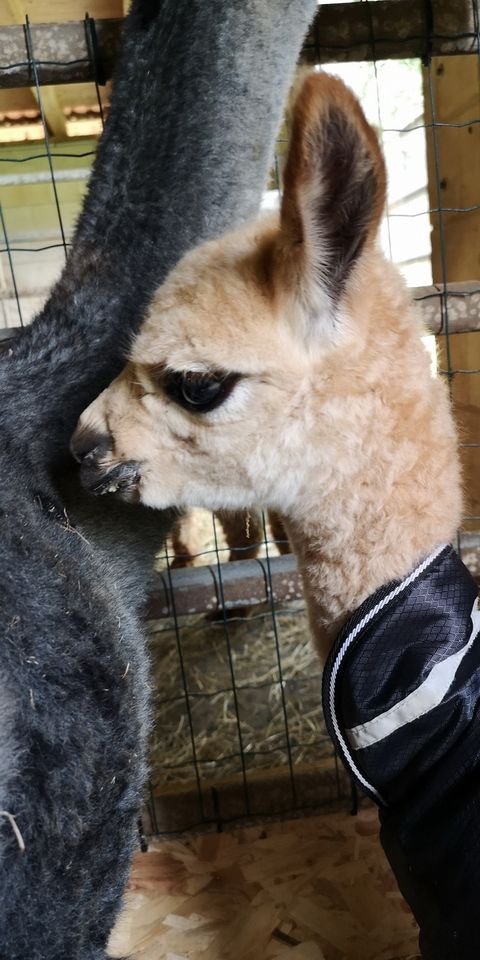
[[109, 805, 420, 960]]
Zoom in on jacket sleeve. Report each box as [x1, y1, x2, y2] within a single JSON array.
[[322, 546, 480, 959]]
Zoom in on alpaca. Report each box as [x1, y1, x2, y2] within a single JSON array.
[[73, 72, 480, 959], [0, 1, 316, 956], [170, 509, 290, 568]]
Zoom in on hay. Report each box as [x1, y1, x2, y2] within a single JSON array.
[[0, 811, 25, 853], [149, 510, 329, 792], [148, 601, 326, 788]]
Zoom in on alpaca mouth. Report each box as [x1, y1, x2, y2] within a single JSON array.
[[80, 459, 141, 499]]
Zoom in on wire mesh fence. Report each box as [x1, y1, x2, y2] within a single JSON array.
[[144, 514, 346, 834], [1, 1, 479, 835]]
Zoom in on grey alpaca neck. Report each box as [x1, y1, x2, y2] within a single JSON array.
[[2, 0, 316, 471], [0, 5, 316, 957]]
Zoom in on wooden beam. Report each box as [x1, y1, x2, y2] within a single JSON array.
[[31, 84, 67, 139], [0, 85, 35, 111], [0, 18, 122, 89], [6, 0, 69, 143], [0, 0, 478, 89], [424, 56, 480, 533], [303, 0, 479, 65], [147, 554, 303, 620], [144, 758, 350, 835]]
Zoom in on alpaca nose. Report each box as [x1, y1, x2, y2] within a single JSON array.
[[70, 426, 112, 464]]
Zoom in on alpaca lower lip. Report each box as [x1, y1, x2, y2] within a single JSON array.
[[80, 460, 141, 497]]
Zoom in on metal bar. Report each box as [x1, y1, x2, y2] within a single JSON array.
[[414, 281, 480, 334], [3, 282, 480, 344], [0, 169, 92, 186], [147, 518, 478, 620], [1, 0, 479, 90], [24, 15, 68, 258], [0, 204, 23, 327], [210, 512, 251, 818], [146, 757, 350, 836], [0, 150, 97, 164], [0, 19, 122, 89], [147, 554, 303, 621], [85, 14, 107, 127], [160, 540, 207, 823], [260, 512, 297, 808], [303, 0, 479, 64]]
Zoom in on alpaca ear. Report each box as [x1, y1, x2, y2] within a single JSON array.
[[278, 71, 386, 322]]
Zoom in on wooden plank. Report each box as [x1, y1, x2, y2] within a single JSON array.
[[147, 554, 303, 620], [2, 0, 25, 26], [0, 0, 122, 25], [424, 56, 480, 532], [145, 759, 350, 836], [0, 85, 35, 111], [0, 0, 478, 89], [0, 81, 108, 116], [31, 83, 67, 138]]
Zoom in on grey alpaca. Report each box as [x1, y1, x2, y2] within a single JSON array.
[[0, 1, 316, 957]]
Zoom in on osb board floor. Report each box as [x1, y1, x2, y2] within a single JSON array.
[[109, 806, 420, 960]]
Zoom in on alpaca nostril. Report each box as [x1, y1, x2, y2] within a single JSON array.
[[70, 427, 112, 464]]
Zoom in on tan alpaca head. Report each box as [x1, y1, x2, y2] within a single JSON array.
[[72, 66, 460, 584], [72, 72, 393, 513]]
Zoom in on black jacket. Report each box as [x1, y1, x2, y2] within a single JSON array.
[[323, 544, 480, 959]]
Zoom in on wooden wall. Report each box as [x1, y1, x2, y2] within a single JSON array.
[[424, 55, 480, 530]]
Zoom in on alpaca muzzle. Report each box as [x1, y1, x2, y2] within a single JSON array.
[[70, 425, 141, 498], [80, 458, 141, 497]]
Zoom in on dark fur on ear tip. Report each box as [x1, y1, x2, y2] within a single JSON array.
[[281, 71, 387, 306], [313, 104, 380, 300]]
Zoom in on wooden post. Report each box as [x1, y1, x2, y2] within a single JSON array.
[[424, 55, 480, 530]]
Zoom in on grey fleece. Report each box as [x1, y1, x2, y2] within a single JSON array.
[[0, 1, 316, 957]]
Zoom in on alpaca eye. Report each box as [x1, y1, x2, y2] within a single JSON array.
[[162, 369, 240, 413], [181, 372, 223, 407]]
